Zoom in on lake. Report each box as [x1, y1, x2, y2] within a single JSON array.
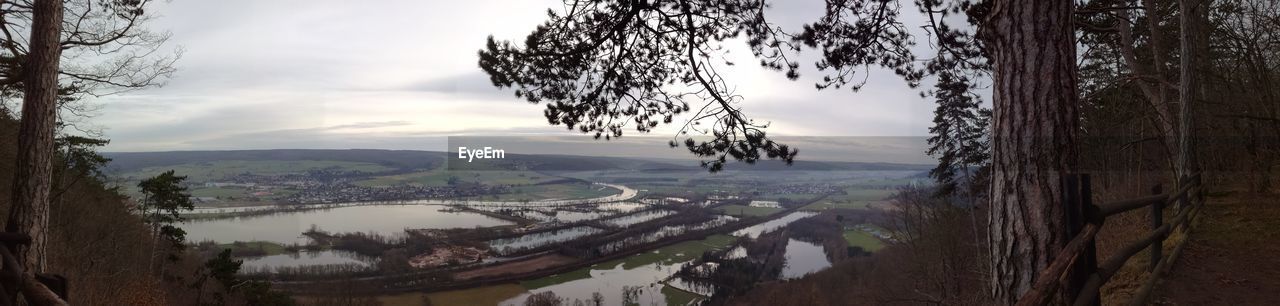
[[780, 238, 832, 279]]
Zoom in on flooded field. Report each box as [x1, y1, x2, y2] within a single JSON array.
[[731, 211, 819, 238], [487, 226, 605, 255], [595, 202, 647, 213], [548, 210, 611, 223], [182, 204, 515, 244], [241, 250, 376, 271], [492, 235, 737, 306], [601, 209, 675, 227]]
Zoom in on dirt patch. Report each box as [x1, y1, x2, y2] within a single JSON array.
[[1153, 192, 1280, 305], [453, 254, 578, 280], [410, 246, 488, 268]]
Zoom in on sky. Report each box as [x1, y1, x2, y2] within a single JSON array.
[[85, 0, 966, 163]]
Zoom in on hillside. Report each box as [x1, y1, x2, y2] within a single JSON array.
[[0, 115, 251, 304]]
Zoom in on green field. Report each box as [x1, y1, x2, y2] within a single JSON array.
[[843, 229, 885, 252], [801, 187, 897, 211], [521, 234, 737, 289], [662, 283, 703, 305], [753, 192, 823, 202], [121, 160, 392, 183], [716, 204, 783, 217]]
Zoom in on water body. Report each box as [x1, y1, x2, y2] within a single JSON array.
[[182, 205, 514, 244], [780, 239, 833, 280], [549, 210, 610, 223], [487, 226, 604, 255], [241, 250, 375, 271], [731, 211, 819, 238], [183, 183, 640, 218], [501, 260, 679, 305], [602, 209, 675, 227], [595, 202, 647, 213]]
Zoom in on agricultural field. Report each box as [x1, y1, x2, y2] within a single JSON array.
[[118, 160, 393, 183], [417, 284, 528, 306], [353, 170, 556, 187], [717, 204, 783, 217], [466, 182, 619, 201], [843, 229, 885, 252], [801, 186, 897, 211]]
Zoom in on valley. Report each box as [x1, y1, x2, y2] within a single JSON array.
[[106, 149, 925, 305]]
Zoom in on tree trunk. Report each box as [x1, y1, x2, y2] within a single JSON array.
[[1177, 0, 1207, 181], [981, 0, 1080, 304], [6, 0, 65, 273]]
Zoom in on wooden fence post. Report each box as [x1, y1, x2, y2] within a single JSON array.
[[1150, 184, 1163, 272], [1063, 174, 1099, 306], [1076, 174, 1100, 306]]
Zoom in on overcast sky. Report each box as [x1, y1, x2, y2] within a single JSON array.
[[87, 0, 969, 162]]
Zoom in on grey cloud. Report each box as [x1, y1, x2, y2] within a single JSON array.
[[326, 121, 414, 130], [403, 72, 519, 101]]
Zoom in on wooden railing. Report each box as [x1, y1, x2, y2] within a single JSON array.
[[0, 232, 69, 306], [1016, 172, 1204, 306]]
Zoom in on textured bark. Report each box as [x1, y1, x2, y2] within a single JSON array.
[[981, 1, 1080, 304], [6, 0, 65, 273], [1176, 0, 1207, 180]]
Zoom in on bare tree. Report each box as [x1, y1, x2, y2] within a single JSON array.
[[0, 0, 180, 121]]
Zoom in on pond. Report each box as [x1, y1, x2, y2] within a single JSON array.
[[779, 239, 832, 280], [182, 204, 515, 244]]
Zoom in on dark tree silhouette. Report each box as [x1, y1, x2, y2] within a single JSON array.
[[136, 170, 194, 273], [481, 0, 1088, 304], [478, 0, 799, 171]]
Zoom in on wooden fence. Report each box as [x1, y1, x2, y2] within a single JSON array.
[[1016, 172, 1204, 306], [0, 232, 68, 305]]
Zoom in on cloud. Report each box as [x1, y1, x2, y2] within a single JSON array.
[[402, 72, 518, 101], [326, 121, 414, 130], [87, 0, 963, 159]]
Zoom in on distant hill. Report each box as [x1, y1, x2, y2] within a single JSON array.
[[104, 149, 932, 173], [103, 149, 447, 173]]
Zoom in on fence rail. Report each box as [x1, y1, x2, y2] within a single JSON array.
[[1016, 172, 1204, 306]]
